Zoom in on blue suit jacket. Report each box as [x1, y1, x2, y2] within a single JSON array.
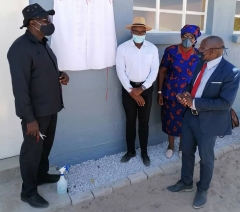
[[186, 58, 240, 136]]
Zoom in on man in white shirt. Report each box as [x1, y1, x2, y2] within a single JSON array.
[[116, 17, 159, 166], [167, 36, 240, 209]]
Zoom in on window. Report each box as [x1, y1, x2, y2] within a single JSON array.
[[133, 0, 208, 33], [234, 0, 240, 33]]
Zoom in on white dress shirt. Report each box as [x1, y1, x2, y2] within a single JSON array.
[[116, 39, 159, 92], [192, 56, 223, 109]]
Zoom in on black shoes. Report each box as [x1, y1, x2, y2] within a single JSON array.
[[121, 152, 136, 163], [120, 152, 150, 166], [167, 180, 194, 192], [21, 192, 49, 208], [141, 153, 150, 166], [38, 173, 60, 185], [193, 190, 207, 209]]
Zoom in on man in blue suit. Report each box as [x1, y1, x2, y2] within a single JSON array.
[[167, 36, 240, 209]]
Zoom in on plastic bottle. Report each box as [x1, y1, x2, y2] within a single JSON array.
[[57, 166, 69, 194]]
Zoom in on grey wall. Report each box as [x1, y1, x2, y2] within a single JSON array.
[[29, 0, 240, 166]]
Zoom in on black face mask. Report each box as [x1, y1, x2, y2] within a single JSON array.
[[34, 21, 55, 36], [196, 49, 210, 60], [197, 46, 228, 60]]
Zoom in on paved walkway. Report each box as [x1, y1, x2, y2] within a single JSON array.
[[58, 148, 240, 212], [0, 143, 239, 212]]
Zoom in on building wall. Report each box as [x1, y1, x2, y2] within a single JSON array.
[[0, 0, 29, 160], [24, 0, 240, 166], [29, 0, 165, 166]]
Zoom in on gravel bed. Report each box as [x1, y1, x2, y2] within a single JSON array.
[[66, 127, 240, 196]]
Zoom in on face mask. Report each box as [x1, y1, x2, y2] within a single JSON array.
[[133, 35, 145, 44], [196, 49, 210, 60], [182, 38, 193, 48], [34, 21, 55, 36]]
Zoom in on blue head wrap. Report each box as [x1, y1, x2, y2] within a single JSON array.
[[181, 25, 201, 39]]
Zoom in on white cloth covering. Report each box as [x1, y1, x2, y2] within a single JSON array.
[[51, 0, 117, 71]]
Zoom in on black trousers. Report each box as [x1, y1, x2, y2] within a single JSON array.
[[122, 86, 153, 153], [20, 114, 57, 196]]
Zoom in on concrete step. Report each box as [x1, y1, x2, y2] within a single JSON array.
[[0, 156, 20, 184], [0, 177, 71, 212], [0, 156, 59, 184], [0, 158, 71, 212]]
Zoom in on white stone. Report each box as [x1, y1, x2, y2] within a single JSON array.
[[220, 145, 234, 154], [143, 167, 164, 179], [91, 184, 113, 198], [159, 161, 181, 175], [110, 178, 130, 191], [214, 148, 224, 160], [229, 142, 240, 150], [127, 171, 147, 184], [70, 190, 94, 206]]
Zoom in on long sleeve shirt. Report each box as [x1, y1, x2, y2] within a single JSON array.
[[7, 30, 63, 123], [116, 39, 159, 92]]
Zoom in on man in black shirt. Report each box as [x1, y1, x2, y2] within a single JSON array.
[[7, 3, 69, 208]]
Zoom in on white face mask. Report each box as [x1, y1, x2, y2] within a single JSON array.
[[132, 34, 145, 44]]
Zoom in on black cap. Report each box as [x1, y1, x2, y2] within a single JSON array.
[[20, 3, 55, 29]]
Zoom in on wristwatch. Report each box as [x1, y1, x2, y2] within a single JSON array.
[[158, 91, 162, 94], [141, 85, 146, 90]]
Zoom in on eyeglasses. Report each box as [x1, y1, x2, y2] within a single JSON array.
[[182, 34, 195, 40], [198, 46, 228, 55], [35, 16, 52, 24], [132, 30, 146, 36]]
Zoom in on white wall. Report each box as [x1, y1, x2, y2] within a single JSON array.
[[0, 0, 28, 159]]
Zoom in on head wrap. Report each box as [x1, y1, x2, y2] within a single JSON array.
[[181, 25, 201, 39]]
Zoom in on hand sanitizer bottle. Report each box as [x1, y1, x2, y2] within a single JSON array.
[[57, 166, 69, 194]]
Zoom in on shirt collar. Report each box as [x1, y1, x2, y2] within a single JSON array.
[[25, 30, 48, 44], [206, 55, 223, 70], [129, 39, 147, 47]]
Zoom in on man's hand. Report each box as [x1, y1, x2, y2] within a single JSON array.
[[130, 87, 144, 96], [59, 72, 69, 85], [158, 94, 163, 105], [26, 120, 39, 137], [176, 92, 193, 107], [183, 92, 194, 107], [129, 92, 145, 106], [176, 93, 188, 106], [133, 95, 145, 106]]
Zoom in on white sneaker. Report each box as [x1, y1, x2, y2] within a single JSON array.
[[166, 149, 173, 158], [179, 151, 182, 158]]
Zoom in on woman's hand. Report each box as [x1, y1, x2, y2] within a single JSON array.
[[158, 94, 163, 105]]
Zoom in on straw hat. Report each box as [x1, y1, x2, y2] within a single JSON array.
[[126, 17, 152, 31]]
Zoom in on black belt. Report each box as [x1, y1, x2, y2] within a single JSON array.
[[191, 109, 199, 116], [130, 81, 144, 87]]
